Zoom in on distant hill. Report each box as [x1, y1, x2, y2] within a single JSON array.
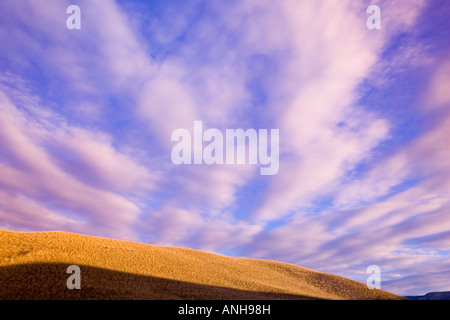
[[0, 229, 405, 300], [406, 292, 450, 300]]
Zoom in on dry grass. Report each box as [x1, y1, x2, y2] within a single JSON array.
[[0, 229, 404, 300]]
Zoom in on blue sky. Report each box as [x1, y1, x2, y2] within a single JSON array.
[[0, 0, 449, 296]]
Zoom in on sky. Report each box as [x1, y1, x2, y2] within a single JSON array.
[[0, 0, 449, 296]]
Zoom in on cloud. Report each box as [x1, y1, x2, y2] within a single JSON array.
[[0, 86, 154, 240], [238, 53, 450, 293], [142, 205, 263, 253], [247, 0, 398, 220], [425, 59, 450, 109]]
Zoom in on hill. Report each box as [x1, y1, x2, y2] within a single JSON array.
[[406, 292, 450, 300], [0, 229, 404, 300]]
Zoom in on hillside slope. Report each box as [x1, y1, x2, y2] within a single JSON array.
[[0, 229, 404, 300]]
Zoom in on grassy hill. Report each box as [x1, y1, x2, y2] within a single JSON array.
[[0, 229, 404, 300]]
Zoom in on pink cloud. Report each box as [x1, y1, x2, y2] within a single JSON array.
[[239, 54, 450, 292], [425, 60, 450, 108], [248, 0, 399, 220], [142, 205, 263, 253], [0, 88, 155, 240]]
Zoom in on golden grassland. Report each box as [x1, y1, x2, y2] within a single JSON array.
[[0, 229, 405, 300]]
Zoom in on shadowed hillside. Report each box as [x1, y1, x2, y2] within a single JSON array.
[[0, 230, 404, 300], [0, 263, 322, 300]]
